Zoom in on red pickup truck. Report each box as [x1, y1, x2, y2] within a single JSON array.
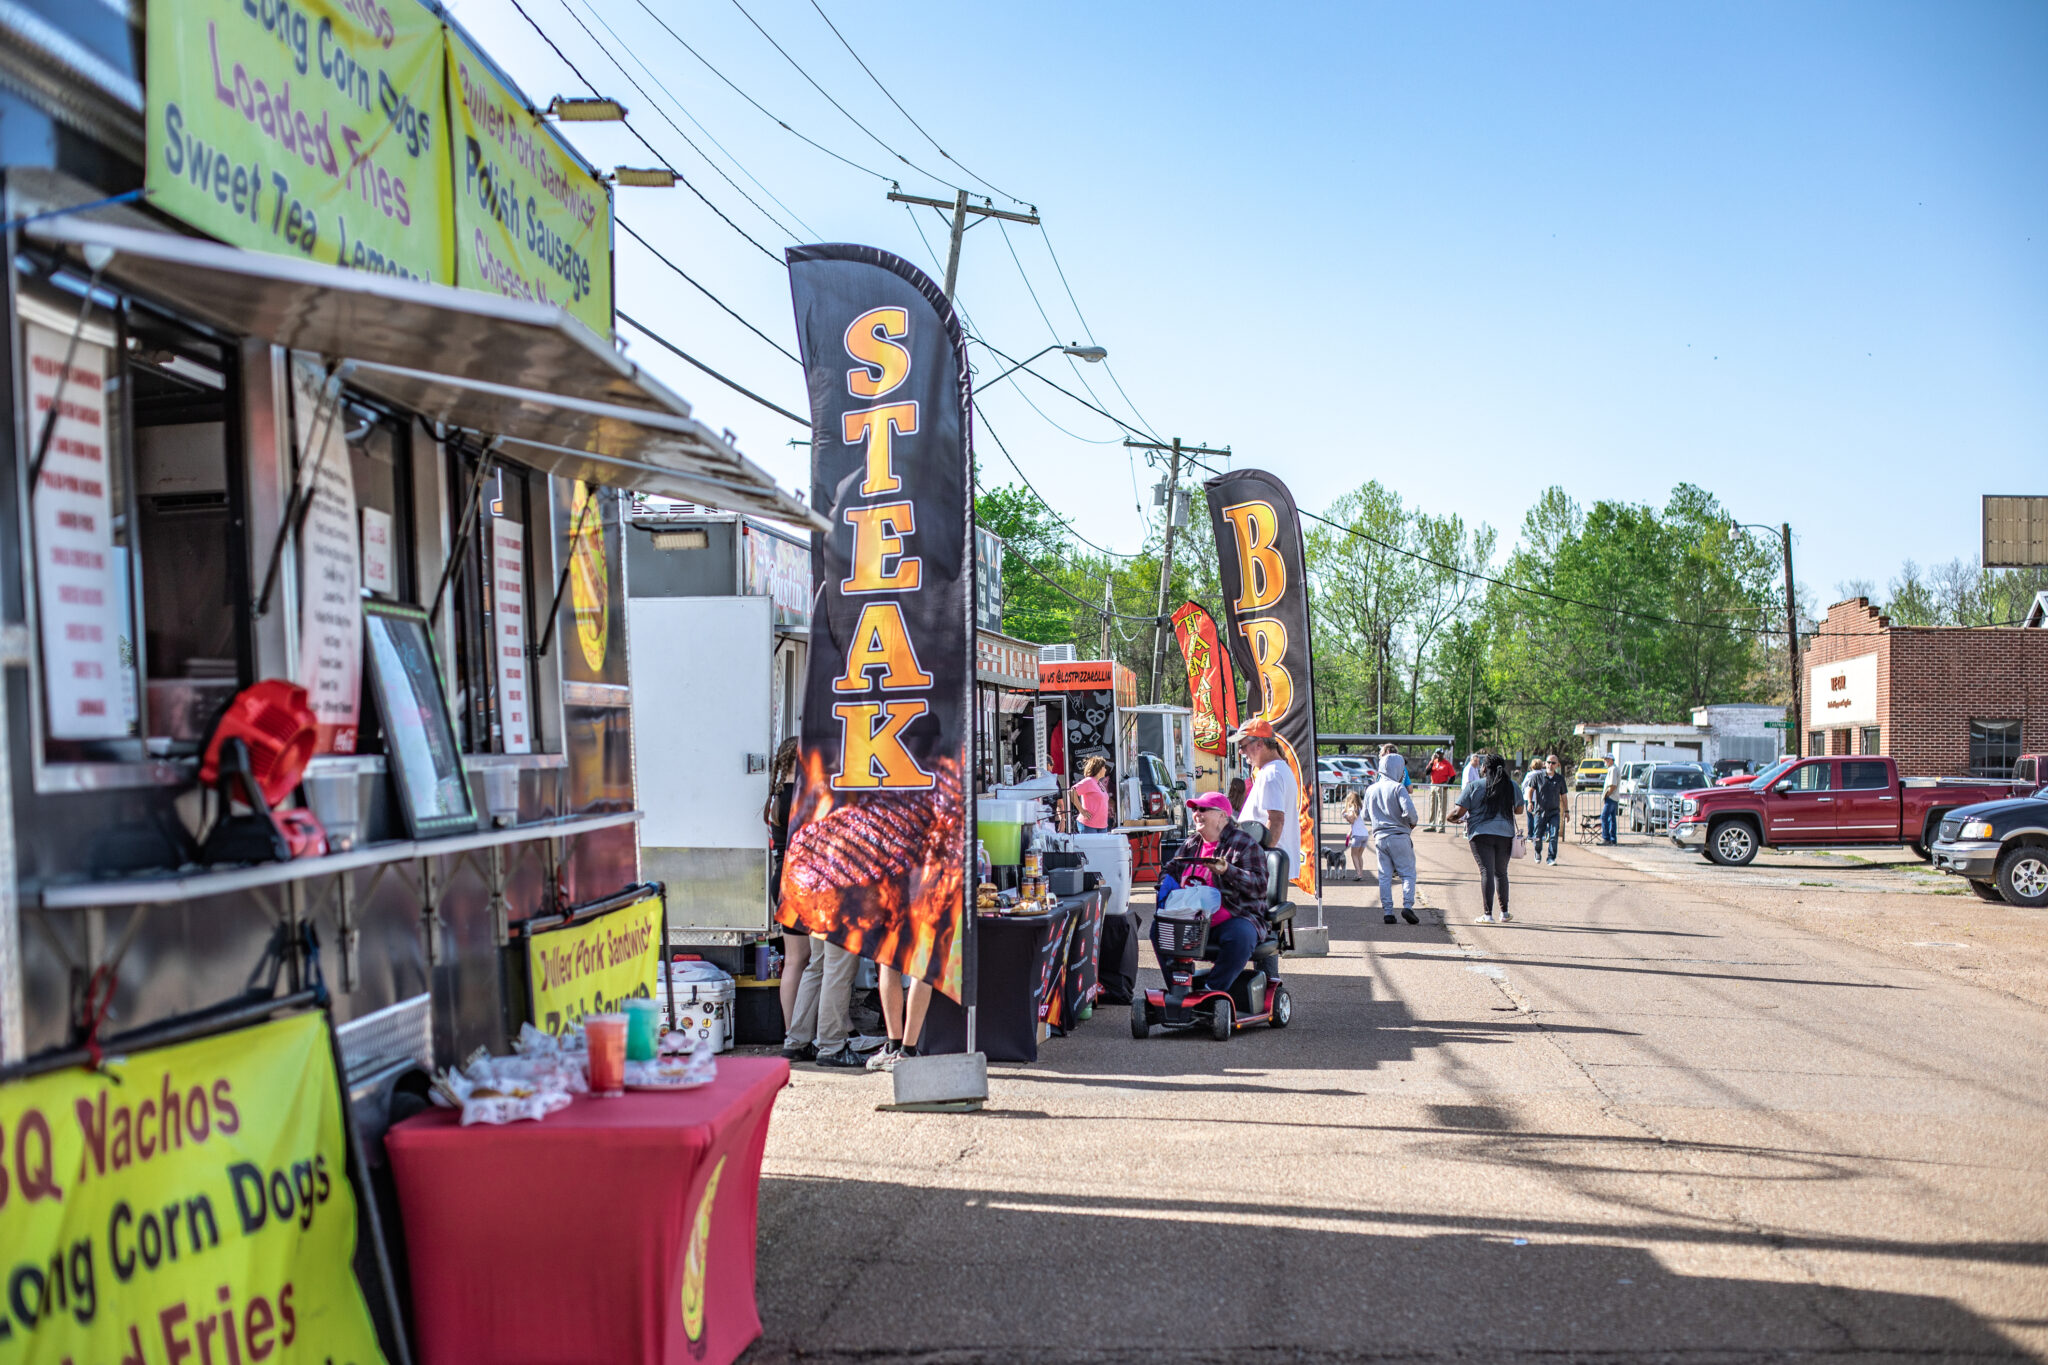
[[1669, 755, 2024, 866]]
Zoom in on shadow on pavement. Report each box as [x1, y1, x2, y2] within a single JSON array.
[[751, 1174, 2038, 1363]]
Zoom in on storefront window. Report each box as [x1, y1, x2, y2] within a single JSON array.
[[449, 456, 542, 753], [1969, 720, 2022, 777], [18, 268, 247, 763], [1860, 726, 1880, 755], [1807, 730, 1823, 758]]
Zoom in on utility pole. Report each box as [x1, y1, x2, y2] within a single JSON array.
[[1782, 522, 1801, 757], [886, 189, 1041, 300], [1100, 576, 1112, 662], [1124, 437, 1231, 702]]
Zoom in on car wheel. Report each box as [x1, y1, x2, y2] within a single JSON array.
[[1269, 985, 1293, 1029], [1209, 997, 1234, 1041], [1129, 996, 1151, 1039], [1707, 820, 1758, 867], [1967, 879, 2004, 904], [1996, 847, 2048, 909]]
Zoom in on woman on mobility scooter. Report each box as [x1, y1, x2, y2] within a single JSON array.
[[1132, 792, 1293, 1039]]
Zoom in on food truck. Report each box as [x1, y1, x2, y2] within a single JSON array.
[[0, 6, 822, 1358], [626, 508, 811, 941]]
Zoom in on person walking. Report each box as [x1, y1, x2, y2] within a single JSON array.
[[1529, 754, 1568, 865], [1520, 761, 1543, 840], [1425, 749, 1457, 832], [1234, 719, 1298, 854], [1451, 754, 1525, 923], [1599, 758, 1622, 845], [1364, 753, 1421, 923], [1341, 790, 1372, 877], [1462, 747, 1488, 789]]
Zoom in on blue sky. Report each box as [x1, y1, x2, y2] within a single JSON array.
[[446, 0, 2048, 602]]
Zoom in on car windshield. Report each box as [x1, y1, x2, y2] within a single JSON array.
[[1745, 758, 1794, 788], [1651, 769, 1708, 790]]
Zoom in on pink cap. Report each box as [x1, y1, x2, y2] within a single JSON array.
[[1187, 792, 1233, 813]]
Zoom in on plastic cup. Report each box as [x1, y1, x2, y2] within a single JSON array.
[[624, 998, 661, 1062], [585, 1014, 627, 1096]]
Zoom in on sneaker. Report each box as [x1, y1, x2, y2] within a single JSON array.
[[1402, 908, 1419, 924], [781, 1042, 817, 1064], [1475, 913, 1496, 923], [864, 1042, 902, 1072], [1498, 909, 1514, 922], [813, 1045, 866, 1069], [1383, 913, 1397, 924]]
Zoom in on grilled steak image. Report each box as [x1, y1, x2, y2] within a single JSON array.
[[784, 764, 964, 892]]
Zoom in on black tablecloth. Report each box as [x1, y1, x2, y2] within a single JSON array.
[[923, 891, 1103, 1062]]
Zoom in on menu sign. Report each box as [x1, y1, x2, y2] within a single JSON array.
[[144, 0, 454, 283], [446, 32, 613, 337], [292, 363, 362, 753], [27, 322, 127, 740], [491, 517, 530, 752]]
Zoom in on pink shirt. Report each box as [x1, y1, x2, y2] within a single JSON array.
[[1180, 839, 1230, 921], [1075, 776, 1110, 829]]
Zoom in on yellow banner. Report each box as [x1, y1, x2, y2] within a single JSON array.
[[446, 35, 613, 336], [526, 895, 662, 1036], [145, 0, 454, 283], [0, 1012, 386, 1363]]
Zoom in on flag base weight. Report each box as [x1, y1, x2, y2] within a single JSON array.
[[883, 1050, 988, 1111], [1292, 925, 1331, 956]]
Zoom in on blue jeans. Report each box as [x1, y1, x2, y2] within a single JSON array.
[[1533, 809, 1560, 861], [1155, 915, 1261, 993], [1526, 804, 1538, 838], [1377, 831, 1416, 910], [1600, 797, 1618, 843]]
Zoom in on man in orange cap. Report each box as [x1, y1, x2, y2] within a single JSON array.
[[1232, 718, 1296, 855]]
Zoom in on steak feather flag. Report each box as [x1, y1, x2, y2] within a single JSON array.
[[781, 244, 973, 1001], [1172, 601, 1237, 756], [1204, 469, 1320, 898]]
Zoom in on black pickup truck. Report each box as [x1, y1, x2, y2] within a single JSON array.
[[1929, 790, 2048, 907]]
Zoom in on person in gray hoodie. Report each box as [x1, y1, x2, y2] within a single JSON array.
[[1365, 752, 1422, 924]]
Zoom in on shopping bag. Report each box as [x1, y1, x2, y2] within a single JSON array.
[[1511, 830, 1528, 860]]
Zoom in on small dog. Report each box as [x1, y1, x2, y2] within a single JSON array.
[[1321, 847, 1346, 871]]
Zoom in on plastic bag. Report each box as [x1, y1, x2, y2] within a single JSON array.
[[1162, 884, 1222, 914]]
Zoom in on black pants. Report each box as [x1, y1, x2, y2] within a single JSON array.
[[1469, 834, 1513, 914]]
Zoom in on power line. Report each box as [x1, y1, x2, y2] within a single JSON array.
[[1038, 221, 1165, 441], [624, 0, 898, 186], [615, 218, 801, 364], [973, 337, 1152, 441], [803, 0, 1032, 209], [563, 0, 817, 240], [726, 0, 969, 194], [506, 0, 787, 264], [994, 217, 1128, 437], [975, 405, 1138, 559], [617, 311, 808, 426]]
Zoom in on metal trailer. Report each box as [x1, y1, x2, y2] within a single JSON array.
[[0, 13, 823, 1354], [624, 509, 810, 944], [1130, 703, 1196, 828]]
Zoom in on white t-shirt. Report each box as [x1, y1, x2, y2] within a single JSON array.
[[1241, 757, 1299, 848]]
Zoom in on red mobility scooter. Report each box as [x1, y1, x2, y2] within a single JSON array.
[[1130, 834, 1296, 1040]]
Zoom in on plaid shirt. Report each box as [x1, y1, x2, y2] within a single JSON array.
[[1170, 822, 1270, 926]]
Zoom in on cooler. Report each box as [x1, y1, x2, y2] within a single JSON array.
[[663, 956, 736, 1052]]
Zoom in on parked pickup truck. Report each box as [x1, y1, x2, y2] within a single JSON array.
[[1668, 755, 2022, 867], [1928, 775, 2048, 909]]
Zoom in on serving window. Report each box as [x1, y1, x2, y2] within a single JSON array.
[[448, 451, 546, 755], [14, 263, 249, 771]]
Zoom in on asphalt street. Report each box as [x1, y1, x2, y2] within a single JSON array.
[[748, 825, 2048, 1364]]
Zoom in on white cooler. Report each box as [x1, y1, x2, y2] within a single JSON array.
[[1070, 832, 1135, 931], [662, 957, 735, 1052]]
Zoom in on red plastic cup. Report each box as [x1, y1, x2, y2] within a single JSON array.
[[585, 1014, 627, 1097]]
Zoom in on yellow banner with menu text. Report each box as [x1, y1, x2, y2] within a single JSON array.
[[145, 0, 454, 283], [445, 33, 613, 337], [526, 894, 662, 1036], [0, 1011, 385, 1364]]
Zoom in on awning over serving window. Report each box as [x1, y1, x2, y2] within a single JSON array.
[[27, 216, 823, 529]]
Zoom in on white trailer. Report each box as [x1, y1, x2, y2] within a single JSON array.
[[626, 511, 809, 941]]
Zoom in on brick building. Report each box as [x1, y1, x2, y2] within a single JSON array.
[[1803, 598, 2048, 776]]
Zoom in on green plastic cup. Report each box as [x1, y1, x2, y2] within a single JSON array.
[[624, 998, 662, 1062]]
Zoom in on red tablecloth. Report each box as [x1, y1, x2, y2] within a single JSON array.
[[386, 1057, 789, 1365]]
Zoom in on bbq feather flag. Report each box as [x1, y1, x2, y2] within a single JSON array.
[[779, 245, 973, 1002], [1205, 469, 1321, 898]]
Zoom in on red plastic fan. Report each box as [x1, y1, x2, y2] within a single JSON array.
[[199, 680, 318, 808]]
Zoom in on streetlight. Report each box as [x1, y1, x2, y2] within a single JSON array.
[[977, 343, 1107, 393], [546, 96, 627, 121]]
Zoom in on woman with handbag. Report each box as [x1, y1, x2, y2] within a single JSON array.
[[1450, 753, 1526, 923]]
